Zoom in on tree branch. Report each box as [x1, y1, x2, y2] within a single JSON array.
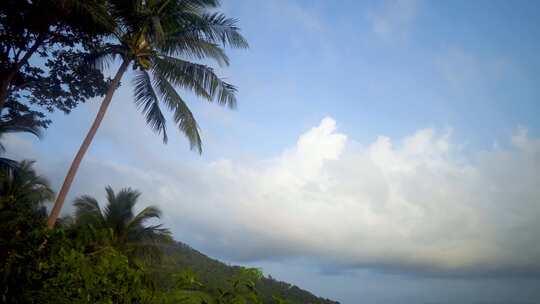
[[14, 33, 47, 70]]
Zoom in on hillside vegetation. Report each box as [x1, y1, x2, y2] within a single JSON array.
[[160, 242, 340, 304]]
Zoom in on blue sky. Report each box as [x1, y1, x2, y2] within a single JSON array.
[[6, 0, 540, 303]]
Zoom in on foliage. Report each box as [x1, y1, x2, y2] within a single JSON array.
[[0, 0, 110, 121], [0, 102, 43, 142], [157, 243, 339, 304], [6, 49, 109, 125], [212, 267, 263, 304], [154, 267, 263, 304], [1, 227, 155, 304], [36, 243, 153, 304]]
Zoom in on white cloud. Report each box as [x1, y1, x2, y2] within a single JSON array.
[[155, 117, 540, 276], [6, 117, 540, 277], [368, 0, 419, 43]]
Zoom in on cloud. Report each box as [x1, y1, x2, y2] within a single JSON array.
[[6, 117, 540, 277], [160, 117, 540, 277], [368, 0, 419, 43]]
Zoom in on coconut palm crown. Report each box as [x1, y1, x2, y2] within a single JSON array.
[[93, 0, 248, 147]]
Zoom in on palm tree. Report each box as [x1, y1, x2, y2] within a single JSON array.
[[70, 186, 171, 259], [47, 0, 248, 228]]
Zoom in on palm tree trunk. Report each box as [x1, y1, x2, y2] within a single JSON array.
[[47, 59, 130, 228]]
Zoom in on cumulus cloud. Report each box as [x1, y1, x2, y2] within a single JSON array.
[[158, 117, 540, 276], [7, 117, 540, 277]]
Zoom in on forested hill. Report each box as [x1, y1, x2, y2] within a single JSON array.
[[163, 242, 340, 304]]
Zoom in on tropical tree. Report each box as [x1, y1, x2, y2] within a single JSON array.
[[47, 0, 248, 228], [0, 0, 111, 111], [69, 186, 172, 259]]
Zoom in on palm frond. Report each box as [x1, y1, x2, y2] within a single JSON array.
[[128, 205, 162, 229], [59, 0, 117, 33], [182, 0, 221, 10], [102, 187, 140, 242], [0, 157, 19, 173], [133, 70, 168, 142], [0, 160, 54, 204], [73, 195, 105, 226], [74, 195, 101, 215], [154, 73, 202, 152], [128, 224, 172, 245], [105, 185, 116, 204], [153, 55, 237, 108], [85, 44, 126, 70], [107, 0, 142, 32], [104, 187, 140, 222], [197, 12, 249, 49], [0, 114, 43, 139], [162, 35, 229, 65]]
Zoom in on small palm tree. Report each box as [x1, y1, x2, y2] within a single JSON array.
[[70, 186, 172, 259], [48, 0, 248, 228]]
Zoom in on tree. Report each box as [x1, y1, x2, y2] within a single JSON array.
[[5, 49, 109, 127], [47, 0, 248, 227], [69, 186, 172, 260], [0, 0, 110, 115]]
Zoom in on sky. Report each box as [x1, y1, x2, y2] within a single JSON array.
[[6, 0, 540, 303]]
